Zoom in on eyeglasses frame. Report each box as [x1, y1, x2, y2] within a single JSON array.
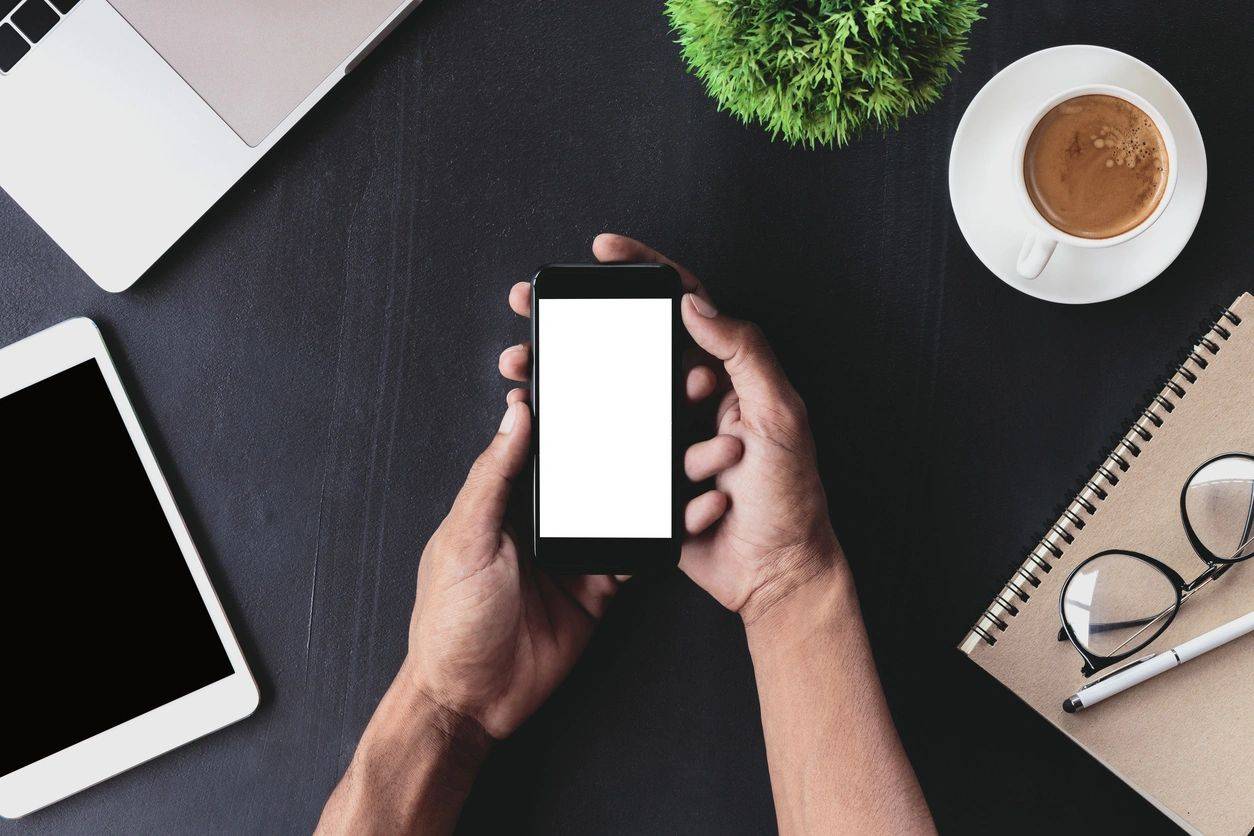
[[1058, 452, 1253, 677]]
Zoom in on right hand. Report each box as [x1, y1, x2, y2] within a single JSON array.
[[614, 238, 843, 624]]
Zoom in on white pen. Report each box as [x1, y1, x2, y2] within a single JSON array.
[[1063, 611, 1254, 713]]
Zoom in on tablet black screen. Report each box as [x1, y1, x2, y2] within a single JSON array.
[[1, 360, 233, 777]]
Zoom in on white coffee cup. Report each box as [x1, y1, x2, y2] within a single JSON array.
[[1013, 83, 1178, 280]]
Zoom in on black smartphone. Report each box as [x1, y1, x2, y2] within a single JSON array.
[[530, 263, 683, 573]]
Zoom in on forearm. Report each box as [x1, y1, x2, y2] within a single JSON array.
[[746, 558, 934, 835], [316, 664, 492, 835]]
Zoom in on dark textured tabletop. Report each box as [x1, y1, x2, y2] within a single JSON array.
[[3, 1, 1251, 833]]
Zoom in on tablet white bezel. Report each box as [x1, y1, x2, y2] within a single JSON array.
[[0, 318, 259, 819]]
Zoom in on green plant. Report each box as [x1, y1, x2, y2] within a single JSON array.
[[665, 0, 984, 148]]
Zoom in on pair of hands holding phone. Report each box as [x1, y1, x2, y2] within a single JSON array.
[[320, 235, 933, 835], [407, 233, 842, 741]]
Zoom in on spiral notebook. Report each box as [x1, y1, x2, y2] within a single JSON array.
[[960, 293, 1254, 836]]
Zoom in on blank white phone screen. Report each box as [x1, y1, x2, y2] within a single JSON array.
[[539, 297, 672, 538]]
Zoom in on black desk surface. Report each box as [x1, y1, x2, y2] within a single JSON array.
[[3, 2, 1250, 833]]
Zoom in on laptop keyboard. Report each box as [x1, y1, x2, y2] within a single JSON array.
[[0, 0, 77, 73]]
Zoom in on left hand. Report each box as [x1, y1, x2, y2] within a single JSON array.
[[324, 403, 604, 833], [404, 400, 620, 739]]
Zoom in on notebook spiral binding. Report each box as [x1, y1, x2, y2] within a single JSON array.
[[962, 306, 1245, 650]]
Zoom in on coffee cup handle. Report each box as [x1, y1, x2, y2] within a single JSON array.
[[1017, 232, 1058, 280]]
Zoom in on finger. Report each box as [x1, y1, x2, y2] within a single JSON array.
[[685, 489, 729, 536], [684, 434, 744, 482], [716, 389, 741, 431], [449, 402, 531, 529], [558, 574, 620, 620], [686, 365, 717, 403], [506, 387, 528, 405], [681, 294, 793, 406], [498, 343, 530, 382], [509, 282, 532, 317], [591, 233, 711, 300]]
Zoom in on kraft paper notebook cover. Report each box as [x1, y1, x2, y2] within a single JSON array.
[[960, 293, 1254, 836]]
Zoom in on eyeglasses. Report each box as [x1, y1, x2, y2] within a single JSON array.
[[1058, 453, 1254, 677]]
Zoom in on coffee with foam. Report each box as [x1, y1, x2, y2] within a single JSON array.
[[1023, 94, 1169, 239]]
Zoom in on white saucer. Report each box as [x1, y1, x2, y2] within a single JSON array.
[[949, 45, 1207, 304]]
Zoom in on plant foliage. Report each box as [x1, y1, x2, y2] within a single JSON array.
[[665, 0, 984, 147]]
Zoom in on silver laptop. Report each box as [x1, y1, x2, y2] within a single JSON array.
[[0, 0, 421, 292]]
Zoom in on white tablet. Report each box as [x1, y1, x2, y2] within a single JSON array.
[[0, 318, 258, 819]]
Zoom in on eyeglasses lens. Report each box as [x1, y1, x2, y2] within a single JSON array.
[[1183, 455, 1254, 561], [1062, 552, 1178, 658]]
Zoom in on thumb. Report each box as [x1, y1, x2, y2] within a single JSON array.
[[449, 401, 531, 530], [680, 293, 792, 405]]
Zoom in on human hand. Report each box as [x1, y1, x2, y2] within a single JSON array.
[[499, 234, 841, 627], [321, 398, 631, 833], [322, 236, 909, 836], [403, 401, 621, 740]]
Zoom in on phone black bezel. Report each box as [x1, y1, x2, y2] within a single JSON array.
[[530, 263, 684, 574]]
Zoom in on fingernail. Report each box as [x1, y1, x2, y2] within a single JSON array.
[[499, 404, 516, 434], [688, 293, 717, 318]]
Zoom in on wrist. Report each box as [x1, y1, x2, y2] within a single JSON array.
[[323, 667, 491, 834], [366, 664, 493, 779], [737, 529, 848, 626], [743, 548, 863, 660]]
